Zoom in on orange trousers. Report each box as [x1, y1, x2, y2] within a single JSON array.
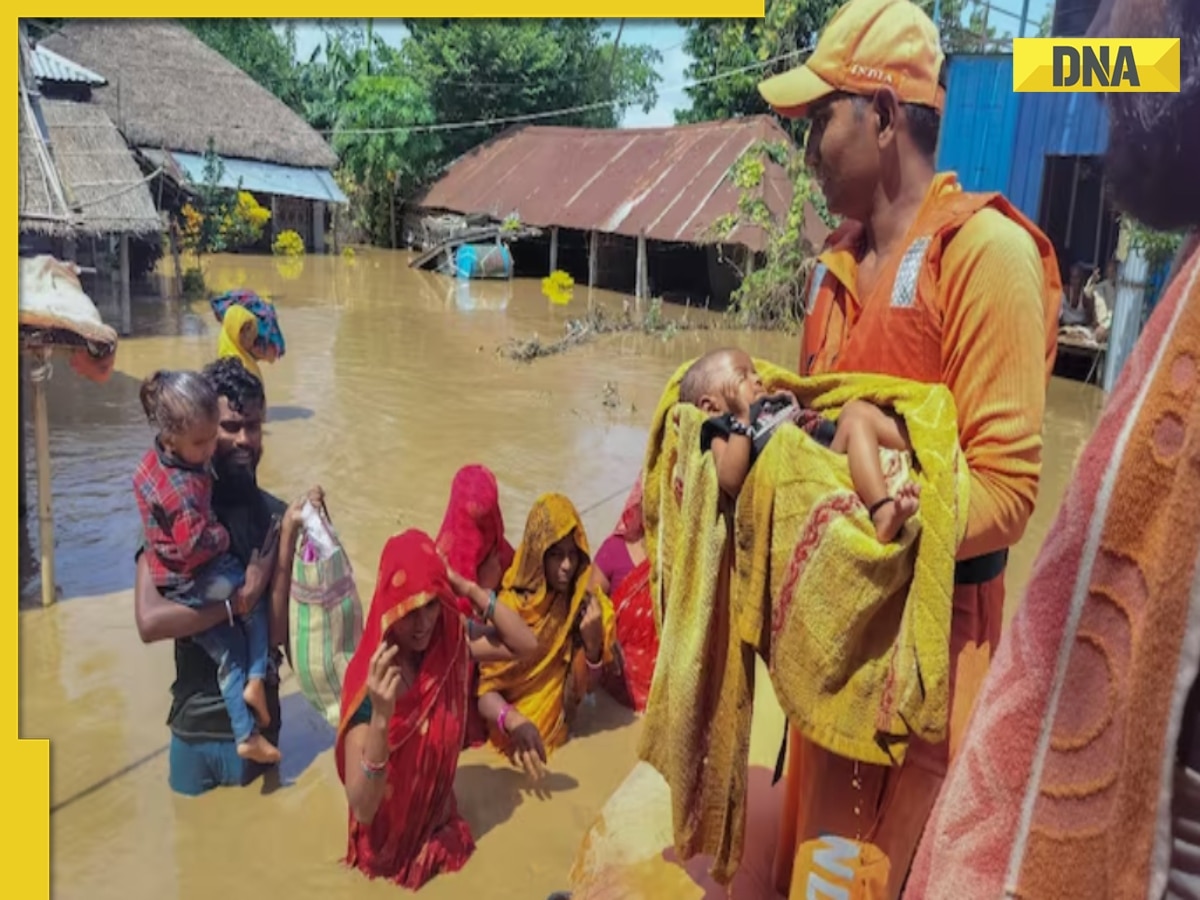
[[772, 570, 1005, 900]]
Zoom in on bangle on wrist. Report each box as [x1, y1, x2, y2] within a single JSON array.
[[497, 702, 514, 734], [585, 654, 603, 671], [484, 591, 498, 623], [361, 751, 387, 780], [224, 598, 235, 626]]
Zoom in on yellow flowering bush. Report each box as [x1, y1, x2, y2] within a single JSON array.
[[272, 229, 306, 257]]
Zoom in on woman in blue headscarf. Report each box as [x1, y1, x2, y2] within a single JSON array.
[[211, 289, 286, 380]]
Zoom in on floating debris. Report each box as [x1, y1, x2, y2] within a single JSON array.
[[498, 298, 710, 363], [542, 270, 575, 306]]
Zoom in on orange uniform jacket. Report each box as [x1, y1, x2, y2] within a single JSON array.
[[774, 172, 1062, 900]]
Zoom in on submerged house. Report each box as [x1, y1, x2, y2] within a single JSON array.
[[18, 35, 162, 333], [42, 20, 346, 253], [414, 117, 830, 307]]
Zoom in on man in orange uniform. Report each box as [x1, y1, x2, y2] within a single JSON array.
[[756, 0, 1062, 896]]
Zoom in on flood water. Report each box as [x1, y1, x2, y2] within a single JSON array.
[[19, 250, 1106, 899]]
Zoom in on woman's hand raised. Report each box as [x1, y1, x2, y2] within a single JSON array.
[[367, 642, 402, 722]]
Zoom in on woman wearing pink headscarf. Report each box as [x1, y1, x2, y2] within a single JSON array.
[[591, 477, 657, 712]]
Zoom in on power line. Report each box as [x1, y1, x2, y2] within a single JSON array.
[[318, 46, 811, 138]]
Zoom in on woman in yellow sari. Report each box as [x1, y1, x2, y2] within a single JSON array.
[[212, 290, 285, 381], [477, 493, 617, 768]]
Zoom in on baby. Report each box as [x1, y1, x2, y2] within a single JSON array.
[[132, 370, 279, 764], [681, 348, 920, 543]]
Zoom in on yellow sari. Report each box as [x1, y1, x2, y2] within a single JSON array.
[[477, 493, 616, 755], [217, 304, 262, 379]]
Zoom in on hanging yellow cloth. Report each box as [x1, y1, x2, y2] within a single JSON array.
[[217, 304, 262, 379], [477, 493, 616, 756]]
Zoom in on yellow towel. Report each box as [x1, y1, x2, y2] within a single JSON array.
[[638, 387, 751, 884], [637, 357, 967, 884]]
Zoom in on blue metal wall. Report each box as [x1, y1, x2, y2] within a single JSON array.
[[1007, 91, 1110, 214], [936, 55, 1020, 196], [937, 54, 1111, 221]]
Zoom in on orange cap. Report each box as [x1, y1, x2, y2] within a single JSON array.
[[758, 0, 946, 119]]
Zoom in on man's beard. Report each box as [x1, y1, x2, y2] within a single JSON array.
[[212, 455, 258, 504], [1104, 3, 1200, 232]]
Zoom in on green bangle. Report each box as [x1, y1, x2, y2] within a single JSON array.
[[485, 591, 498, 623]]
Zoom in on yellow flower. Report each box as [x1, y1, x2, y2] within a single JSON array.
[[541, 269, 575, 306]]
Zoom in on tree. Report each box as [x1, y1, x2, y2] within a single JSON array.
[[675, 0, 836, 132], [675, 0, 1011, 130], [400, 20, 662, 165], [181, 19, 305, 113], [333, 67, 442, 247]]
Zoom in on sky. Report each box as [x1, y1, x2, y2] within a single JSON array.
[[287, 5, 1052, 129]]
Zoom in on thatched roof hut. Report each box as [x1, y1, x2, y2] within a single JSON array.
[[18, 34, 160, 238], [22, 98, 162, 237], [18, 79, 74, 233], [41, 20, 338, 170]]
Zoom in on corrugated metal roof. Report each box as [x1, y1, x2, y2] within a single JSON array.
[[140, 148, 348, 204], [417, 117, 801, 253], [31, 44, 106, 86], [937, 55, 1021, 196]]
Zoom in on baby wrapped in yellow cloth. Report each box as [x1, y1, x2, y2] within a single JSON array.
[[638, 356, 968, 884]]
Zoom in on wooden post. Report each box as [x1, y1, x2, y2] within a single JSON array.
[[549, 226, 559, 273], [19, 361, 27, 518], [119, 234, 132, 336], [635, 230, 648, 311], [588, 230, 598, 287], [31, 350, 55, 607], [270, 194, 280, 245], [313, 201, 327, 254], [168, 219, 184, 299]]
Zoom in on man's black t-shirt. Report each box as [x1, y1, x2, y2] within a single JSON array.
[[162, 487, 287, 744]]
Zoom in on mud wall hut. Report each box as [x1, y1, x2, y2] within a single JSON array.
[[413, 116, 830, 308], [18, 36, 162, 335], [41, 20, 346, 254]]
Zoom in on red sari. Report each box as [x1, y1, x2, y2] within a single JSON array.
[[603, 478, 659, 713], [434, 464, 515, 749], [335, 530, 475, 889]]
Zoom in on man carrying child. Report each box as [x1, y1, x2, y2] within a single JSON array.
[[755, 0, 1062, 895]]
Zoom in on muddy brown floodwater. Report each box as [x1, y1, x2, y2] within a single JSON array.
[[18, 250, 1105, 899]]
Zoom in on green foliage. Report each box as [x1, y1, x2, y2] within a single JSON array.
[[676, 0, 1034, 132], [177, 140, 271, 258], [712, 139, 839, 330], [182, 20, 305, 113], [1122, 215, 1187, 273], [675, 0, 837, 135], [400, 20, 662, 166], [182, 267, 206, 298]]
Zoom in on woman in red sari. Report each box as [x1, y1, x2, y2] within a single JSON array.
[[434, 464, 515, 748], [336, 529, 536, 889], [591, 477, 657, 713]]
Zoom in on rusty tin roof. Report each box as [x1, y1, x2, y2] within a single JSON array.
[[418, 116, 817, 253]]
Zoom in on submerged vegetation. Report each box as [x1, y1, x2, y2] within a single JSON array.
[[710, 139, 839, 331], [499, 297, 710, 363]]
